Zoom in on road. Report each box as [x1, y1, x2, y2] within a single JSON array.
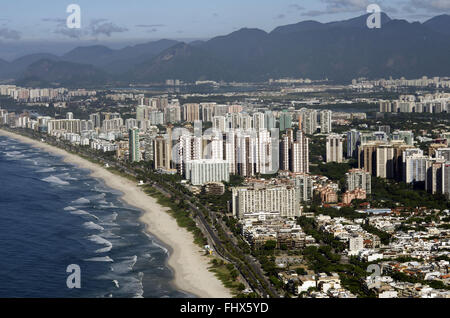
[[9, 128, 281, 298]]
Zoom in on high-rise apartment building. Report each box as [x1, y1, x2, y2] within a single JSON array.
[[253, 112, 266, 131], [326, 134, 343, 163], [403, 153, 428, 184], [200, 103, 216, 122], [376, 145, 395, 179], [320, 110, 332, 134], [346, 169, 371, 194], [232, 185, 301, 219], [89, 113, 101, 128], [128, 128, 141, 163], [347, 130, 361, 159], [291, 130, 309, 173], [185, 159, 229, 186], [426, 159, 445, 194], [279, 111, 292, 132], [300, 109, 318, 135], [182, 103, 200, 122]]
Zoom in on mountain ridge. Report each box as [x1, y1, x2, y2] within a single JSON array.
[[2, 13, 450, 86]]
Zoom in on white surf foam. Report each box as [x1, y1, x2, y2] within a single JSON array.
[[72, 197, 90, 205], [42, 175, 70, 186], [84, 256, 114, 262], [37, 167, 56, 173], [100, 212, 119, 225], [144, 232, 169, 255], [88, 235, 113, 253], [111, 255, 138, 275], [83, 222, 105, 231], [5, 151, 26, 159], [57, 172, 77, 181], [125, 272, 144, 298], [70, 209, 99, 220]]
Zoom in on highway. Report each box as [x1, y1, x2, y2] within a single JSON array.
[[11, 128, 280, 297]]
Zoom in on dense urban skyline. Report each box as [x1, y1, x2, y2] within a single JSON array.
[[1, 1, 450, 305]]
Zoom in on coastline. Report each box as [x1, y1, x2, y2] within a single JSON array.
[[0, 129, 232, 298]]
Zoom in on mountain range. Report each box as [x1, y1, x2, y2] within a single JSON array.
[[2, 13, 450, 86]]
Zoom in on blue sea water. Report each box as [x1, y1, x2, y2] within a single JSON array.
[[0, 135, 192, 298]]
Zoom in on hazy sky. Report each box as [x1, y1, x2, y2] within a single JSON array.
[[1, 0, 449, 41], [0, 0, 449, 59]]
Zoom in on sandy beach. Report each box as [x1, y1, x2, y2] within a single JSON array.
[[0, 129, 231, 298]]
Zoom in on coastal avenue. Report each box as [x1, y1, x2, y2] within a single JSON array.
[[6, 127, 280, 298]]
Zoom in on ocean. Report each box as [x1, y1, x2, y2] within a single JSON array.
[[0, 135, 192, 298]]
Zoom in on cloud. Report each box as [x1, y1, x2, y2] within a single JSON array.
[[289, 4, 305, 11], [43, 17, 84, 38], [301, 0, 372, 17], [136, 24, 165, 28], [276, 14, 286, 19], [42, 17, 128, 38], [135, 24, 165, 33], [42, 18, 66, 23], [90, 21, 128, 37], [407, 0, 450, 12], [55, 28, 84, 39], [0, 27, 21, 40], [383, 5, 399, 14]]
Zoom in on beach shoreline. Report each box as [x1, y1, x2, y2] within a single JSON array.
[[0, 129, 231, 298]]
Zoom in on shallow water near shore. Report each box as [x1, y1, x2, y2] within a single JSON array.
[[0, 135, 193, 298]]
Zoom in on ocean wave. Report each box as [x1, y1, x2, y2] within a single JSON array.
[[25, 158, 39, 165], [84, 256, 114, 263], [36, 167, 56, 173], [56, 172, 78, 181], [100, 212, 118, 225], [86, 193, 107, 203], [143, 232, 169, 255], [111, 255, 138, 275], [123, 272, 144, 298], [88, 235, 113, 253], [93, 186, 118, 195], [83, 222, 105, 231], [91, 193, 106, 199], [99, 204, 119, 209], [72, 197, 90, 205], [5, 151, 27, 159], [106, 272, 144, 298], [70, 209, 99, 220], [64, 206, 76, 211], [42, 175, 70, 186], [101, 231, 122, 240]]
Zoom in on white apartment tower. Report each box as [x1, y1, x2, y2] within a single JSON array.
[[320, 110, 332, 134], [326, 134, 343, 163]]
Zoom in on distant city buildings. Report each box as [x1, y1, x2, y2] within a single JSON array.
[[232, 184, 301, 219], [346, 169, 372, 194], [326, 134, 343, 163], [128, 127, 141, 162], [347, 130, 361, 159], [379, 93, 450, 114], [320, 110, 332, 134], [185, 159, 230, 186]]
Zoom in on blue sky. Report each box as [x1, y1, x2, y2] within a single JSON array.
[[0, 0, 449, 44]]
